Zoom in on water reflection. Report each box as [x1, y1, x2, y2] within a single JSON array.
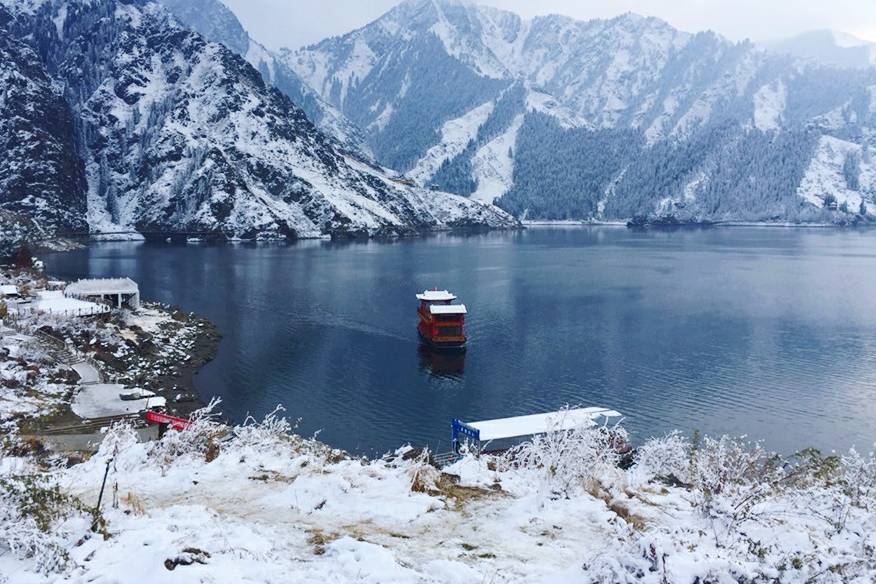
[[418, 344, 466, 379]]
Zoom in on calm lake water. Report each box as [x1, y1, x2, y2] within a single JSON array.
[[44, 227, 876, 456]]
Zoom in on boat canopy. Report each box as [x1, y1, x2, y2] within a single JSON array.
[[429, 304, 467, 315], [417, 290, 457, 302], [453, 407, 622, 448]]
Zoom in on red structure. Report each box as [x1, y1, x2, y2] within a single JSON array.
[[417, 289, 467, 350], [144, 411, 192, 437]]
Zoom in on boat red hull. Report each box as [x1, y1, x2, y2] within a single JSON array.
[[418, 328, 467, 350]]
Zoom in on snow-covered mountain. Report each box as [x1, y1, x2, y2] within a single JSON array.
[[0, 0, 515, 239], [0, 6, 87, 234], [157, 0, 368, 154], [765, 30, 876, 69], [285, 0, 876, 223]]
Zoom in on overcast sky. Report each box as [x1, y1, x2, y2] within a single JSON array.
[[221, 0, 876, 51]]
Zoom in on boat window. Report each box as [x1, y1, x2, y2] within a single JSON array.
[[437, 326, 463, 337]]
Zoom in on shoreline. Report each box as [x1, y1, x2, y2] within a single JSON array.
[[522, 219, 876, 229], [140, 306, 222, 419], [0, 264, 223, 446], [40, 220, 876, 257]]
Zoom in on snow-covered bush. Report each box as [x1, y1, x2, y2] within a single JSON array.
[[0, 474, 91, 574], [503, 418, 628, 500], [629, 430, 690, 487], [837, 447, 876, 512], [233, 405, 294, 449], [620, 434, 876, 580], [93, 420, 143, 472], [150, 398, 225, 469], [687, 435, 784, 524]]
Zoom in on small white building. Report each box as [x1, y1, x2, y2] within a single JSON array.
[[65, 278, 140, 310], [32, 291, 111, 316]]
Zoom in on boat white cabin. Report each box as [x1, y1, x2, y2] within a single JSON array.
[[416, 290, 457, 303], [429, 304, 467, 316]]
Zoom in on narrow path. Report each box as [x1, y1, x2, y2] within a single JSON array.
[[71, 361, 101, 384]]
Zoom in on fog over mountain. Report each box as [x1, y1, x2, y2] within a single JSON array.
[[764, 30, 876, 69], [221, 0, 876, 52]]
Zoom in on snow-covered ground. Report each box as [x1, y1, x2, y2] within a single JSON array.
[[0, 327, 69, 428], [23, 291, 110, 317], [70, 383, 165, 418], [2, 404, 874, 583]]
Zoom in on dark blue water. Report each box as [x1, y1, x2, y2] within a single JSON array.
[[44, 227, 876, 455]]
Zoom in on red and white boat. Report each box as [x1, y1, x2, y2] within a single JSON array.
[[416, 289, 467, 350]]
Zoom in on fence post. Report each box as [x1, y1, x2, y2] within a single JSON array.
[[93, 458, 112, 531]]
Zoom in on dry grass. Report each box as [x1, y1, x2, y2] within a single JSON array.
[[204, 437, 220, 463], [121, 491, 146, 516], [411, 469, 502, 511], [306, 528, 345, 555], [247, 469, 297, 484], [587, 480, 647, 531]]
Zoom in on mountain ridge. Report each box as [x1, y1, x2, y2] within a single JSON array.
[[282, 0, 876, 223], [0, 0, 516, 240]]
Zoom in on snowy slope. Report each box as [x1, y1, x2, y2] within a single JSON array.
[[0, 5, 87, 234], [158, 0, 369, 154], [470, 114, 522, 203], [752, 80, 786, 132], [797, 136, 876, 213], [3, 409, 875, 582], [1, 0, 515, 239], [407, 100, 494, 184]]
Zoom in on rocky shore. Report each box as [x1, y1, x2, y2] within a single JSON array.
[[0, 265, 221, 450]]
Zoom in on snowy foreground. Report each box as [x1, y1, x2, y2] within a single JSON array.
[[2, 406, 874, 583]]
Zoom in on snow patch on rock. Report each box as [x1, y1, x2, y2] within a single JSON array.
[[797, 135, 874, 212], [408, 100, 495, 184], [753, 80, 786, 131], [471, 114, 523, 203]]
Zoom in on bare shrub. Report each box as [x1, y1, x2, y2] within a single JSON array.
[[151, 398, 224, 470], [503, 416, 628, 500], [233, 405, 293, 449], [0, 475, 94, 574]]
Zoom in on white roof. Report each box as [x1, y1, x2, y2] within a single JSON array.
[[467, 407, 622, 441], [0, 285, 18, 296], [429, 304, 467, 315], [30, 291, 111, 316], [416, 290, 457, 302], [66, 278, 138, 295]]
